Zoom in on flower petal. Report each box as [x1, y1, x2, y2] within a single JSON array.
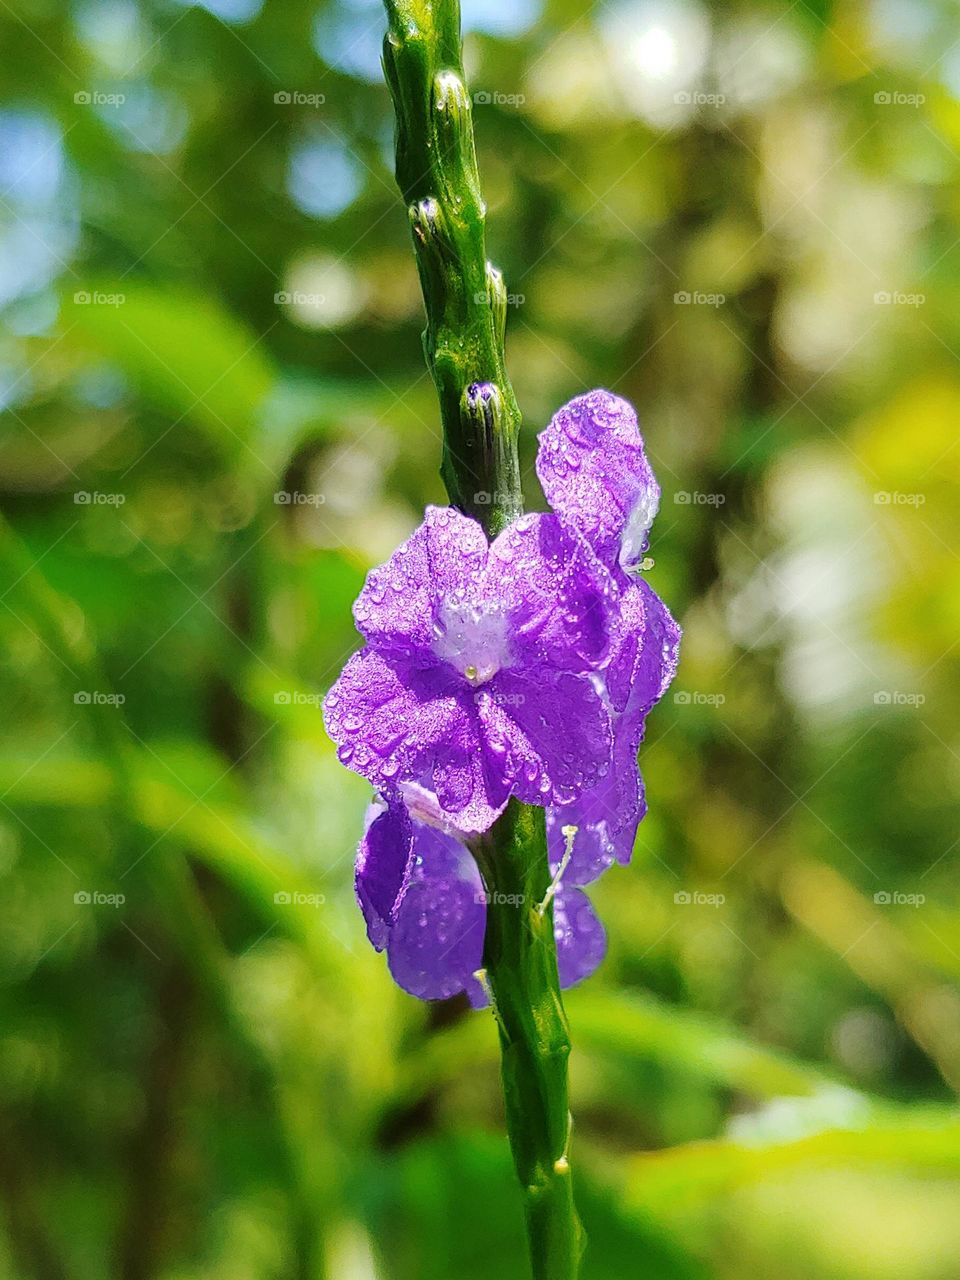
[[487, 511, 615, 671], [386, 823, 486, 1002], [356, 800, 414, 949], [628, 579, 681, 716], [536, 389, 660, 570], [479, 670, 611, 808], [554, 886, 607, 987], [546, 580, 678, 876], [352, 505, 488, 662], [607, 580, 681, 718], [431, 698, 512, 832], [323, 650, 507, 832], [547, 711, 647, 877]]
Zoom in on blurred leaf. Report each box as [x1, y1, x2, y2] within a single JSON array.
[[66, 282, 275, 448], [623, 1112, 960, 1217]]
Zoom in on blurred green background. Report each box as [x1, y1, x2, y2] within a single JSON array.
[[2, 0, 960, 1275]]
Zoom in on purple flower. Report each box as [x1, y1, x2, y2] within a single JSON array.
[[323, 505, 616, 833], [357, 789, 607, 1004], [538, 390, 680, 877], [327, 388, 679, 1002]]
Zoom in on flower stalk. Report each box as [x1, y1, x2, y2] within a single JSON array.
[[382, 0, 522, 535], [470, 802, 585, 1278], [381, 1, 584, 1274]]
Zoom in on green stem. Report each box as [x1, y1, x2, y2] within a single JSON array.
[[381, 3, 583, 1275], [470, 802, 584, 1278], [382, 0, 522, 535]]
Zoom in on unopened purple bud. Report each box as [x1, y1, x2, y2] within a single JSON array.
[[463, 381, 503, 437]]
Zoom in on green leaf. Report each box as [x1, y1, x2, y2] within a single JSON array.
[[623, 1112, 960, 1217], [66, 282, 275, 447]]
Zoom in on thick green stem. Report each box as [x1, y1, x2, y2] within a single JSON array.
[[470, 803, 585, 1278], [382, 0, 522, 535], [381, 4, 583, 1275]]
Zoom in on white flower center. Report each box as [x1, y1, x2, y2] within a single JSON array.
[[433, 595, 511, 684]]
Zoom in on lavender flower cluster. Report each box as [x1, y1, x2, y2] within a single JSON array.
[[323, 390, 680, 1002]]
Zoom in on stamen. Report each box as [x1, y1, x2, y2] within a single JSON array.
[[538, 824, 577, 916]]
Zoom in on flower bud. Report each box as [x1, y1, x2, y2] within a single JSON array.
[[462, 381, 505, 446], [409, 196, 444, 250], [433, 70, 482, 213]]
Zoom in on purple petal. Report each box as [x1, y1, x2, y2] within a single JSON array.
[[627, 579, 681, 717], [431, 692, 512, 832], [536, 389, 660, 571], [356, 801, 414, 949], [554, 886, 607, 987], [352, 505, 488, 662], [607, 580, 680, 722], [398, 780, 474, 837], [386, 823, 487, 1002], [487, 512, 614, 671], [323, 651, 507, 832], [547, 708, 648, 876], [545, 581, 678, 876], [479, 670, 612, 808]]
